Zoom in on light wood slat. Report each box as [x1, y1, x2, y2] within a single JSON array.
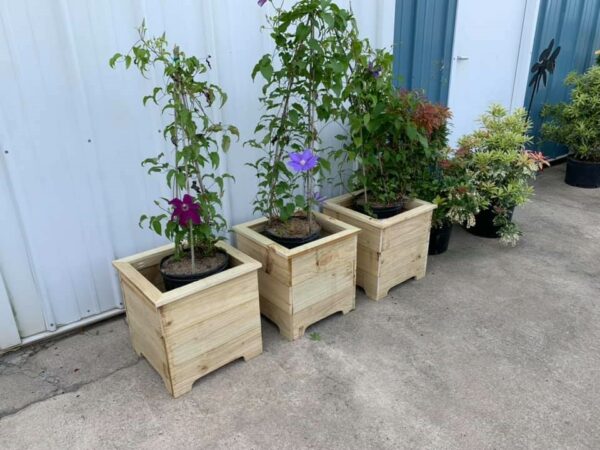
[[324, 194, 435, 301], [234, 213, 359, 341], [113, 242, 263, 398]]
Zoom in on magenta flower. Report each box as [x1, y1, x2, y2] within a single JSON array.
[[169, 194, 201, 227], [258, 0, 267, 6], [287, 148, 319, 172]]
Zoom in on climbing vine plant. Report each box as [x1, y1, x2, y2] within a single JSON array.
[[247, 0, 359, 225], [110, 22, 239, 268]]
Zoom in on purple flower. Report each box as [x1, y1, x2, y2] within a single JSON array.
[[258, 0, 267, 6], [169, 194, 201, 227], [368, 61, 382, 79], [287, 148, 319, 172], [311, 191, 327, 205]]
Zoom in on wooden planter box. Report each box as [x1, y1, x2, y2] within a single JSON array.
[[112, 242, 263, 398], [233, 212, 359, 341], [323, 193, 436, 301]]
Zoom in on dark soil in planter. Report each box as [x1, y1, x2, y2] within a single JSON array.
[[160, 250, 230, 291], [262, 216, 322, 249], [565, 156, 600, 188], [466, 206, 514, 239], [429, 222, 453, 255], [353, 196, 405, 219]]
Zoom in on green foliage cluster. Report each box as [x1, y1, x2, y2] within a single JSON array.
[[417, 148, 484, 230], [456, 104, 547, 245], [247, 0, 358, 224], [111, 23, 239, 264], [335, 43, 433, 211], [542, 65, 600, 162]]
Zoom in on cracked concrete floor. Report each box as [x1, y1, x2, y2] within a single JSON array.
[[1, 165, 599, 449]]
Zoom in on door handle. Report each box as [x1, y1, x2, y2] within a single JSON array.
[[456, 56, 469, 61]]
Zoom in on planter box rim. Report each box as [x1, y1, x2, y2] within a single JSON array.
[[232, 211, 360, 259], [113, 241, 261, 308], [324, 191, 436, 229]]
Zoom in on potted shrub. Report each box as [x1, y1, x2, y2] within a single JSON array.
[[234, 0, 360, 340], [411, 102, 483, 255], [457, 104, 549, 246], [542, 64, 600, 188], [323, 45, 436, 301], [417, 152, 484, 255], [110, 25, 263, 397]]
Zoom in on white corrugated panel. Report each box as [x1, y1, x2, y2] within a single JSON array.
[[0, 0, 395, 347]]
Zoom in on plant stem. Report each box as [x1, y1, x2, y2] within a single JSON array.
[[189, 221, 196, 272], [307, 14, 316, 226]]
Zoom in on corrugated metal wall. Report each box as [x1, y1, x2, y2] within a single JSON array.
[[526, 0, 600, 158], [0, 0, 396, 348], [392, 0, 457, 104]]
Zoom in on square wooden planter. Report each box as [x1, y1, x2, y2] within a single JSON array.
[[233, 212, 360, 341], [112, 241, 263, 398], [323, 193, 436, 301]]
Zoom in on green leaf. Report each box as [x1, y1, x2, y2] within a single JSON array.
[[260, 60, 273, 81], [109, 53, 122, 68], [406, 124, 418, 141], [151, 219, 162, 235], [222, 135, 231, 152], [209, 151, 220, 168]]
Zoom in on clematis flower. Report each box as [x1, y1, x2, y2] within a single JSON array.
[[311, 191, 327, 205], [368, 61, 382, 79], [287, 148, 319, 172], [170, 194, 201, 227], [258, 0, 267, 6]]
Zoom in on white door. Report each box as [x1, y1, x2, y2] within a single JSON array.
[[447, 0, 540, 145]]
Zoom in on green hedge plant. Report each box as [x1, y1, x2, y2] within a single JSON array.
[[542, 65, 600, 162], [336, 42, 431, 216], [456, 104, 549, 246]]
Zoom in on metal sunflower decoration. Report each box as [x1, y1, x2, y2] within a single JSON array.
[[526, 39, 561, 121]]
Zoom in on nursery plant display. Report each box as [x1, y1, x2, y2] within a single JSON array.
[[324, 45, 436, 301], [420, 161, 482, 255], [411, 102, 482, 255], [542, 64, 600, 188], [420, 150, 483, 255], [235, 0, 360, 340], [111, 25, 262, 397], [457, 104, 549, 246]]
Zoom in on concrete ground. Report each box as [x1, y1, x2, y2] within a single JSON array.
[[1, 165, 598, 449]]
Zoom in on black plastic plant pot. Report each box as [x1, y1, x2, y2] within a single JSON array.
[[353, 199, 405, 219], [262, 228, 321, 249], [466, 206, 514, 239], [565, 156, 600, 188], [159, 251, 230, 291], [428, 222, 453, 255]]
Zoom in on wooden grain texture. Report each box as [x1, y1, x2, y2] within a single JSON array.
[[233, 212, 359, 341], [323, 193, 435, 301], [113, 241, 263, 398]]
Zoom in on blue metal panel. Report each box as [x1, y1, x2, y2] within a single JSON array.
[[527, 0, 600, 158], [393, 0, 457, 105]]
